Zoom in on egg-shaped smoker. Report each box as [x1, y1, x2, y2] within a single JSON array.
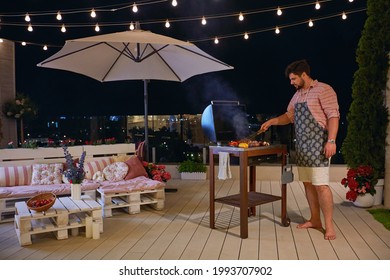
[[201, 100, 250, 145]]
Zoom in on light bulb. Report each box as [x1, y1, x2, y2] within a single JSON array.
[[275, 26, 280, 34], [342, 12, 347, 20], [25, 13, 31, 22], [201, 16, 207, 25], [56, 11, 62, 21], [90, 9, 96, 18], [349, 0, 354, 2], [165, 19, 170, 28], [172, 0, 177, 7], [61, 24, 66, 32], [95, 23, 100, 32], [315, 2, 321, 10], [308, 19, 314, 27], [129, 22, 135, 30], [27, 24, 33, 32], [244, 33, 249, 40], [132, 3, 138, 13], [21, 42, 27, 46], [214, 37, 219, 44], [238, 12, 244, 21], [43, 45, 48, 51], [0, 39, 3, 43], [277, 7, 282, 16]]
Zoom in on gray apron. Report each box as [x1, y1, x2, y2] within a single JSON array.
[[294, 102, 329, 167]]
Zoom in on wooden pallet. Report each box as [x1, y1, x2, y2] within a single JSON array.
[[14, 195, 102, 246], [0, 190, 96, 223], [96, 188, 164, 217]]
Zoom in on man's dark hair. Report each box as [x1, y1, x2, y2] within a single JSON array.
[[285, 59, 311, 78]]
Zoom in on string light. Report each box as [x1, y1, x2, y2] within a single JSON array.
[[349, 0, 354, 2], [165, 19, 170, 28], [132, 3, 138, 13], [172, 0, 178, 7], [43, 45, 48, 50], [56, 11, 62, 21], [129, 22, 135, 30], [95, 23, 100, 32], [342, 12, 347, 20], [214, 37, 219, 44], [0, 39, 3, 43], [277, 7, 283, 16], [315, 2, 321, 10], [61, 24, 66, 32], [0, 3, 366, 49], [244, 32, 249, 40], [21, 41, 27, 46], [238, 12, 244, 21], [90, 9, 96, 18], [24, 13, 31, 22]]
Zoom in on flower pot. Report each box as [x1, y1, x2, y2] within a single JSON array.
[[373, 179, 384, 206], [71, 183, 81, 200], [353, 194, 374, 208], [180, 172, 207, 180]]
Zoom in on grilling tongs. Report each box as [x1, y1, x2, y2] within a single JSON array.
[[247, 128, 266, 140]]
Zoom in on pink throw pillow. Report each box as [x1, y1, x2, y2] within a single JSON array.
[[124, 156, 147, 180]]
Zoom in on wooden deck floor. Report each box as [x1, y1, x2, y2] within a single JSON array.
[[0, 179, 389, 260]]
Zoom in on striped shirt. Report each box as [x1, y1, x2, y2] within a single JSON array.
[[286, 80, 340, 129]]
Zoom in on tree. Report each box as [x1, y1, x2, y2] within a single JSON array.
[[341, 0, 390, 180], [1, 93, 38, 144]]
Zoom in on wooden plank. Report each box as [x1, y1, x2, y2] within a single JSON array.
[[1, 179, 390, 260]]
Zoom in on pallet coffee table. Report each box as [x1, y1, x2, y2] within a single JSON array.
[[14, 195, 103, 246]]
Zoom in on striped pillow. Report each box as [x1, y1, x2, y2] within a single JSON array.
[[0, 165, 32, 187], [84, 158, 114, 179]]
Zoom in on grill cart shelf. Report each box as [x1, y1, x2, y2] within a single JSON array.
[[209, 144, 291, 239]]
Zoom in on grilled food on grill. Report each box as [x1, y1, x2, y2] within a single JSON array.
[[228, 140, 270, 147]]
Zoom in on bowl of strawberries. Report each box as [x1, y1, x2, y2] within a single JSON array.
[[27, 193, 56, 212]]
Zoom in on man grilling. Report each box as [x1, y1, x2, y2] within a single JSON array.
[[259, 59, 339, 240]]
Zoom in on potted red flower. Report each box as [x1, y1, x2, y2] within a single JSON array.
[[341, 165, 377, 206], [143, 161, 171, 183]]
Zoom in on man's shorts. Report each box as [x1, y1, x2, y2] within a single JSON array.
[[297, 165, 330, 186]]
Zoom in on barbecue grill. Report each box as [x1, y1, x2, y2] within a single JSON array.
[[201, 100, 250, 145]]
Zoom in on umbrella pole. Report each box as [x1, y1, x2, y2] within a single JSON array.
[[144, 79, 149, 162]]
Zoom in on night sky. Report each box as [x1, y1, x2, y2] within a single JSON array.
[[0, 0, 367, 117]]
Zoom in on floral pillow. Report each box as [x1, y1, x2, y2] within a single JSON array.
[[103, 162, 129, 182], [31, 163, 63, 185]]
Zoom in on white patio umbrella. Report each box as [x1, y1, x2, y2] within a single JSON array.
[[37, 29, 233, 161]]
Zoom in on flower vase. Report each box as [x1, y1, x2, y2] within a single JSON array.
[[353, 194, 374, 208], [71, 183, 81, 200]]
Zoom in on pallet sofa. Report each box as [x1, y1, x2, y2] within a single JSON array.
[[0, 143, 165, 222]]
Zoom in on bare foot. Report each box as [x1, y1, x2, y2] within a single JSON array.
[[296, 220, 322, 229], [324, 227, 336, 240]]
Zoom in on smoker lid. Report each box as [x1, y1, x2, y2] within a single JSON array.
[[201, 100, 250, 144]]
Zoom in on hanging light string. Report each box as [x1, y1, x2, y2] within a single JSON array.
[[0, 0, 363, 49], [190, 7, 367, 43], [0, 0, 170, 18]]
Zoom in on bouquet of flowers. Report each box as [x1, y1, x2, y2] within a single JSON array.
[[143, 161, 171, 182], [62, 145, 86, 184], [341, 165, 377, 202]]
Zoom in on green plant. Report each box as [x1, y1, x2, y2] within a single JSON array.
[[341, 0, 390, 180], [178, 160, 207, 173]]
